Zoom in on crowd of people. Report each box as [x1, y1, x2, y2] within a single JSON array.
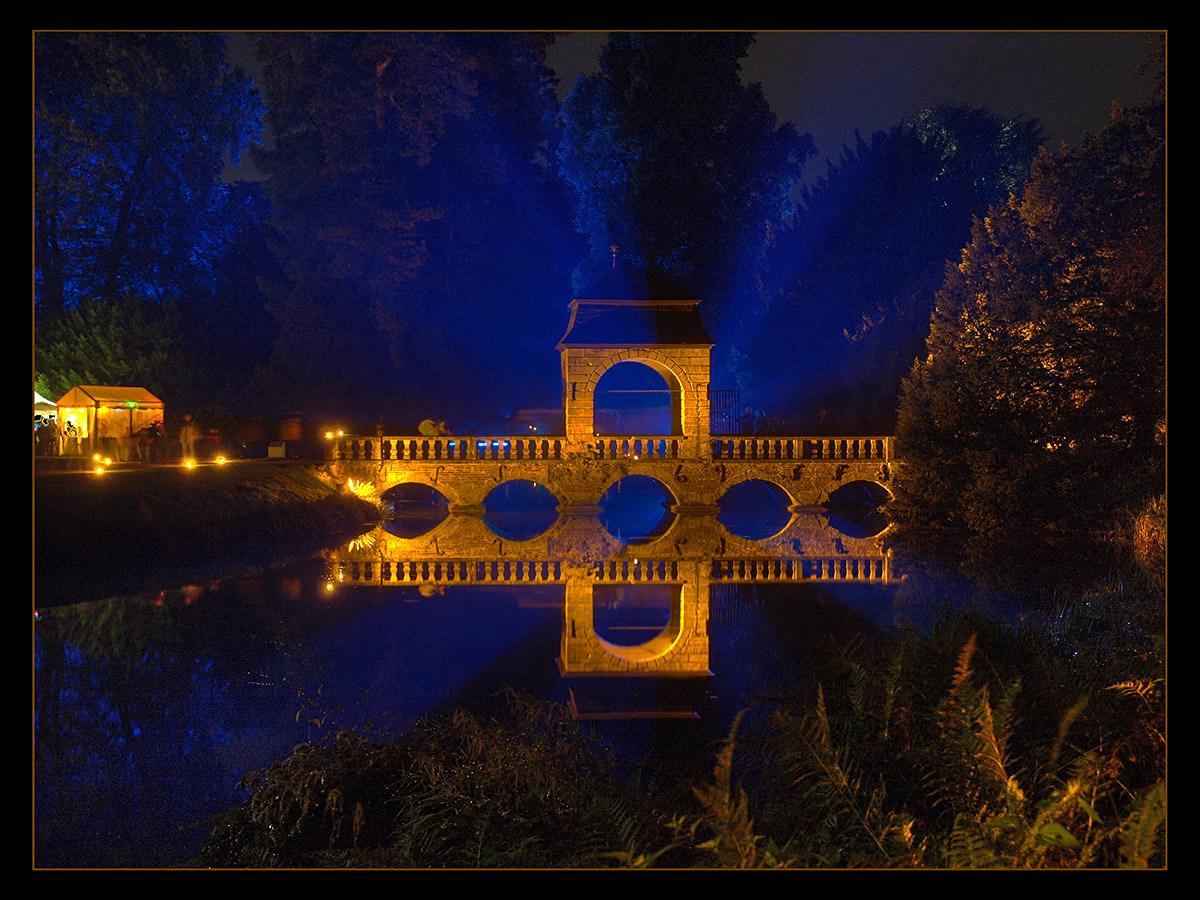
[[33, 413, 200, 464]]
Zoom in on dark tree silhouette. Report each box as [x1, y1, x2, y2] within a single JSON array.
[[557, 32, 813, 381], [249, 32, 577, 424], [891, 71, 1165, 553]]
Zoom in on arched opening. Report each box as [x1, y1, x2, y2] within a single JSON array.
[[718, 479, 794, 540], [593, 361, 678, 435], [825, 481, 891, 538], [381, 483, 449, 538], [592, 584, 680, 660], [598, 475, 676, 544], [482, 480, 560, 541]]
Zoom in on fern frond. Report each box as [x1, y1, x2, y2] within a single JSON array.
[[1118, 781, 1166, 868], [948, 819, 1006, 868]]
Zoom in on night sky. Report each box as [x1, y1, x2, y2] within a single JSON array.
[[546, 31, 1163, 182], [226, 31, 1162, 185]]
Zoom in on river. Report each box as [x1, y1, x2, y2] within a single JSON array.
[[34, 489, 919, 869]]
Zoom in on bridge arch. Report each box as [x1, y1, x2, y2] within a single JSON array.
[[827, 479, 894, 507], [481, 479, 560, 541], [378, 468, 468, 508], [591, 356, 684, 436], [597, 474, 679, 545], [593, 584, 683, 663], [717, 478, 796, 541]]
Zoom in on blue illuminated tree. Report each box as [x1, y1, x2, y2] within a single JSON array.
[[747, 105, 1043, 430], [249, 32, 576, 423], [34, 32, 263, 318], [557, 33, 813, 361]]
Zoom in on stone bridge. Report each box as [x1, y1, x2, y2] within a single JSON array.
[[328, 432, 894, 512], [327, 269, 897, 511], [321, 271, 899, 689]]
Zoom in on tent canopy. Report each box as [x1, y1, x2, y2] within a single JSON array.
[[35, 391, 56, 412], [57, 385, 164, 410]]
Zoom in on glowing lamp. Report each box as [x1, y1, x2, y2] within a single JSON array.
[[104, 457, 112, 465], [216, 456, 227, 465], [94, 466, 105, 475], [185, 459, 196, 469], [325, 431, 334, 440]]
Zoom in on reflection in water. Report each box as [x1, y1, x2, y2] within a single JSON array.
[[593, 584, 676, 647], [825, 481, 891, 538], [823, 507, 889, 538], [597, 475, 676, 543], [35, 495, 897, 868], [381, 483, 449, 538], [482, 480, 559, 540], [718, 479, 794, 540]]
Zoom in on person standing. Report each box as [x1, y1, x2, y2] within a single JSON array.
[[43, 417, 59, 457], [180, 413, 198, 461]]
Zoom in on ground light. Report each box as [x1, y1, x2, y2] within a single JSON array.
[[185, 459, 196, 469]]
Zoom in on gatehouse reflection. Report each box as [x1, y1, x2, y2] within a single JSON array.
[[327, 504, 893, 716]]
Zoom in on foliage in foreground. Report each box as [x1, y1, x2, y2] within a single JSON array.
[[197, 689, 676, 868], [743, 601, 1165, 868], [197, 575, 1164, 869]]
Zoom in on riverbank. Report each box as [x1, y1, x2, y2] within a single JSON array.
[[34, 459, 380, 608]]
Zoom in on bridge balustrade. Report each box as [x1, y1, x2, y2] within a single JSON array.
[[711, 557, 889, 582], [711, 436, 893, 462], [341, 559, 568, 586], [592, 559, 683, 582], [338, 555, 889, 586], [591, 436, 682, 460], [331, 434, 893, 465], [333, 436, 566, 462]]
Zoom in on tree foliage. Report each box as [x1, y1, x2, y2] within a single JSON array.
[[890, 66, 1165, 553], [34, 32, 263, 318], [557, 33, 813, 360], [746, 106, 1043, 430], [249, 32, 575, 424]]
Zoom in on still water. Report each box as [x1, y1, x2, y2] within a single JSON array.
[[34, 487, 906, 868]]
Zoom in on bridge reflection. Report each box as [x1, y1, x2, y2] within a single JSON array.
[[326, 507, 892, 718]]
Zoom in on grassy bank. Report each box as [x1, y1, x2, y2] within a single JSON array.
[[34, 460, 380, 607]]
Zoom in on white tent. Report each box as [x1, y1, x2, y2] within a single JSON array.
[[34, 391, 55, 414]]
